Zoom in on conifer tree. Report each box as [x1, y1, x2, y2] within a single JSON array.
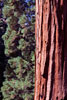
[[1, 0, 35, 100], [34, 0, 67, 100]]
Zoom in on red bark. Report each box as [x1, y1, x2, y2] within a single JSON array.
[[34, 0, 67, 100]]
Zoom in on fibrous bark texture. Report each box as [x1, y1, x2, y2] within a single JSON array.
[[34, 0, 67, 100]]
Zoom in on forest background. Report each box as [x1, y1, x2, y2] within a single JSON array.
[[0, 0, 35, 100]]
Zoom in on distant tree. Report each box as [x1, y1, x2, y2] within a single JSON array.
[[1, 0, 35, 100], [34, 0, 67, 100]]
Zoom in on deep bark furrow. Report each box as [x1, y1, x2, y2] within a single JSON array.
[[46, 4, 55, 100]]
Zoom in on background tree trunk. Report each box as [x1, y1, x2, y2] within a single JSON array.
[[34, 0, 67, 100]]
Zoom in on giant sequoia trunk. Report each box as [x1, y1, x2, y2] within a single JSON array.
[[34, 0, 67, 100]]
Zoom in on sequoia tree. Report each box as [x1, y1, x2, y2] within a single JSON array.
[[34, 0, 67, 100]]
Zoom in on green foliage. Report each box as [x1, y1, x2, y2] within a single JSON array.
[[1, 0, 35, 100], [18, 15, 26, 27], [3, 5, 14, 17]]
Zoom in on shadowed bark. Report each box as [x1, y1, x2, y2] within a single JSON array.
[[34, 0, 67, 100]]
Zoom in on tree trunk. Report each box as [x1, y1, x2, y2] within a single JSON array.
[[34, 0, 67, 100]]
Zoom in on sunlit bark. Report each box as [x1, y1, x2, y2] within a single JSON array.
[[34, 0, 67, 100]]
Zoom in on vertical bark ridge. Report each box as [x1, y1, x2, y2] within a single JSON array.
[[35, 0, 40, 100], [46, 1, 55, 99], [40, 1, 51, 100], [41, 0, 50, 75], [35, 0, 43, 100]]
